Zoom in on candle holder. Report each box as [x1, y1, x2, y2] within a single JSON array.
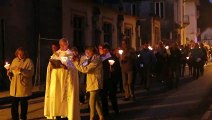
[[118, 50, 123, 55], [108, 60, 115, 71], [4, 62, 10, 70], [60, 57, 68, 63], [186, 57, 189, 60], [148, 46, 153, 50]]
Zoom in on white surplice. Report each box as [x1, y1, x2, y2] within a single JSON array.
[[44, 49, 80, 120]]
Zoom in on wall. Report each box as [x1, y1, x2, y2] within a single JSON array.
[[184, 1, 198, 42], [62, 0, 138, 49], [0, 0, 36, 62], [0, 0, 36, 90]]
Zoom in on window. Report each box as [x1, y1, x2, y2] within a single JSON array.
[[131, 3, 136, 16], [154, 1, 165, 18], [73, 15, 85, 52], [124, 27, 132, 46], [103, 22, 112, 45]]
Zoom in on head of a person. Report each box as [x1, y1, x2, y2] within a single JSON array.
[[143, 42, 149, 49], [172, 42, 178, 49], [200, 43, 204, 48], [103, 44, 111, 55], [98, 44, 104, 55], [71, 47, 78, 56], [51, 43, 58, 53], [59, 38, 69, 51], [121, 40, 128, 49], [158, 42, 165, 49], [194, 43, 199, 49], [85, 46, 96, 58], [15, 47, 28, 60]]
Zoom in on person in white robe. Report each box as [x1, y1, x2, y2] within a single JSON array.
[[44, 38, 80, 120]]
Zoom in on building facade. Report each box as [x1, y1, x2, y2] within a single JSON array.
[[62, 0, 139, 50]]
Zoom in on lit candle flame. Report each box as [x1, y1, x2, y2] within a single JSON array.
[[165, 46, 169, 50], [148, 46, 153, 50], [118, 50, 123, 55], [4, 62, 10, 70], [108, 60, 115, 66], [137, 54, 140, 58]]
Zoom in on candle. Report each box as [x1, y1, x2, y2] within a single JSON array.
[[108, 60, 115, 66], [108, 59, 115, 71], [60, 57, 68, 62], [165, 46, 169, 50], [4, 62, 10, 70], [137, 54, 140, 58], [148, 46, 153, 50], [118, 50, 123, 55]]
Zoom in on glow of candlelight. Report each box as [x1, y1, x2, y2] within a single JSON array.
[[148, 46, 153, 50], [186, 57, 189, 60], [4, 62, 10, 70], [137, 54, 140, 58], [60, 57, 68, 62], [118, 50, 123, 55], [108, 60, 115, 66], [165, 46, 169, 50]]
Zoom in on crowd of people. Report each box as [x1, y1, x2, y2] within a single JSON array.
[[4, 38, 212, 120]]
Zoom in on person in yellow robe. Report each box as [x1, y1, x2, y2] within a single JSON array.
[[44, 38, 80, 120], [7, 47, 34, 120]]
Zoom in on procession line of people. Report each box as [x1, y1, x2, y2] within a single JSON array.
[[4, 37, 211, 120]]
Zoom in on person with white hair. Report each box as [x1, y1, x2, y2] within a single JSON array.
[[44, 38, 80, 120]]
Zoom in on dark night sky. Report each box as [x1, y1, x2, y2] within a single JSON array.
[[198, 0, 212, 31]]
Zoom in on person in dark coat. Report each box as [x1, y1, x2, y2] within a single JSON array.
[[200, 43, 207, 76], [100, 44, 120, 117], [169, 43, 182, 88], [191, 43, 203, 79], [138, 43, 156, 90]]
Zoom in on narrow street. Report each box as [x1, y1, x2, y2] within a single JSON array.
[[1, 63, 212, 120]]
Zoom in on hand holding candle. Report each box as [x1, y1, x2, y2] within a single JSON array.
[[148, 46, 153, 50], [118, 50, 123, 55], [108, 60, 115, 66], [4, 62, 10, 70], [186, 57, 189, 60], [108, 60, 115, 72]]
